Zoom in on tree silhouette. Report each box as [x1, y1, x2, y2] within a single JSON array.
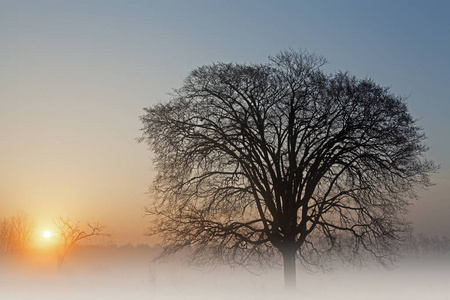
[[54, 216, 110, 271], [0, 212, 35, 255], [139, 49, 436, 289]]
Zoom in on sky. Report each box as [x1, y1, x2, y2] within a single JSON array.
[[1, 0, 449, 245]]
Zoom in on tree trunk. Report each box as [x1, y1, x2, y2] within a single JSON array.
[[56, 254, 65, 272], [282, 247, 297, 290]]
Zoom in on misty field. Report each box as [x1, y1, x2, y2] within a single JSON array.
[[1, 244, 449, 300]]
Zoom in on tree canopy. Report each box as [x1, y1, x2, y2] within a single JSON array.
[[139, 49, 436, 289]]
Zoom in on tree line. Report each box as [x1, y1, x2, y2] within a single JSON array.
[[0, 212, 109, 271], [1, 211, 447, 263], [406, 233, 450, 258], [0, 211, 34, 255]]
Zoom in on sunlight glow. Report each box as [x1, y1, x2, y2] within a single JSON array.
[[43, 230, 52, 239]]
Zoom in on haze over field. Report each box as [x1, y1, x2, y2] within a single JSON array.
[[1, 0, 450, 298], [1, 243, 449, 300]]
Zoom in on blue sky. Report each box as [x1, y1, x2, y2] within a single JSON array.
[[1, 0, 449, 243]]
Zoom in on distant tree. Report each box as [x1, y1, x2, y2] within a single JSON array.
[[54, 216, 110, 271], [0, 212, 35, 254], [407, 233, 450, 258], [139, 49, 436, 289]]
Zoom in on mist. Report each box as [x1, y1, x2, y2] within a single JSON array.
[[1, 241, 449, 300]]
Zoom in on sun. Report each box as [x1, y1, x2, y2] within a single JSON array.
[[43, 230, 52, 239]]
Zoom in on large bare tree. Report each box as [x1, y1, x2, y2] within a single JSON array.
[[54, 216, 110, 271], [139, 49, 436, 289]]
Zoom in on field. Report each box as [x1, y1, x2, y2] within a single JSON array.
[[1, 245, 449, 300]]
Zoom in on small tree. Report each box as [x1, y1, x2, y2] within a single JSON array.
[[140, 49, 436, 289], [0, 212, 35, 255], [54, 216, 110, 271]]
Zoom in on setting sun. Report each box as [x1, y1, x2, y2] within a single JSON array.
[[43, 231, 52, 239]]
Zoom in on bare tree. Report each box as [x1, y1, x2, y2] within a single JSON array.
[[54, 216, 110, 271], [139, 49, 436, 289], [0, 212, 35, 254]]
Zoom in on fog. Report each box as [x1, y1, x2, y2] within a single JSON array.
[[1, 244, 449, 300]]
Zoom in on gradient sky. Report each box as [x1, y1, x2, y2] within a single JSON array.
[[1, 0, 449, 245]]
